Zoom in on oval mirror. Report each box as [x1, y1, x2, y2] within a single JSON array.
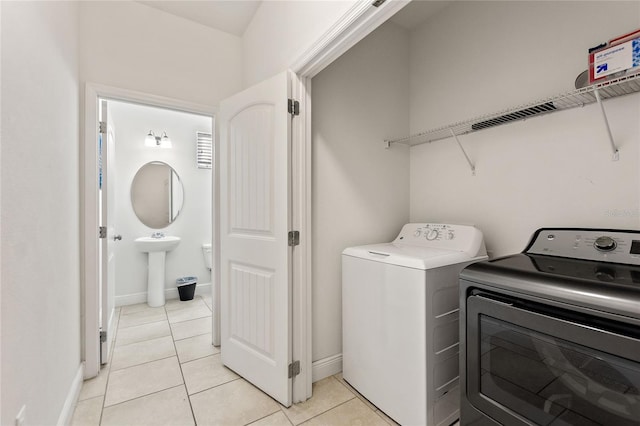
[[130, 161, 184, 229]]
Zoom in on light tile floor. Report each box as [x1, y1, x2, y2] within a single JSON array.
[[71, 295, 460, 426]]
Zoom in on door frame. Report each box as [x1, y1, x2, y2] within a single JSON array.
[[82, 83, 217, 379], [82, 0, 403, 391], [288, 0, 408, 400]]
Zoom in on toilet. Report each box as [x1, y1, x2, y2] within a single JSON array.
[[202, 244, 213, 271]]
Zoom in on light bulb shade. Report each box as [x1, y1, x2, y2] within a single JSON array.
[[145, 131, 157, 147], [160, 132, 172, 149]]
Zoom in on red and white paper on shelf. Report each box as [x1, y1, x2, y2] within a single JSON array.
[[589, 28, 640, 84]]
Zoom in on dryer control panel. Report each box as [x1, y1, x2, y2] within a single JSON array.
[[394, 223, 487, 257], [526, 228, 640, 265]]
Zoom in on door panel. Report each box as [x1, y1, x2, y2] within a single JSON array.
[[228, 104, 274, 235], [220, 71, 292, 406], [229, 263, 274, 356]]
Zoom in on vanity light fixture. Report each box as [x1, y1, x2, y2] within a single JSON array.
[[145, 130, 172, 148]]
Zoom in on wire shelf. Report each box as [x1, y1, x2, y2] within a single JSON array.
[[386, 71, 640, 147]]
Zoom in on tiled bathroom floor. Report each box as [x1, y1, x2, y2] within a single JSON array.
[[71, 295, 412, 426]]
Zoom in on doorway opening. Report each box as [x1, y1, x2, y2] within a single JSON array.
[[84, 84, 218, 380], [103, 99, 213, 304]]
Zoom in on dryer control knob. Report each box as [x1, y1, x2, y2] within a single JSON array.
[[425, 229, 439, 241], [594, 236, 617, 252]]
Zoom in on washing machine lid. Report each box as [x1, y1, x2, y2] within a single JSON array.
[[342, 223, 487, 270], [342, 243, 482, 270]]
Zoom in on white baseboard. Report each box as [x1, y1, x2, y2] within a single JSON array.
[[115, 283, 212, 307], [57, 363, 84, 426], [312, 354, 342, 383]]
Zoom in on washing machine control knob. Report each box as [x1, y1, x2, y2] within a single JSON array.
[[425, 229, 440, 241], [594, 236, 617, 252], [445, 231, 455, 240], [414, 229, 422, 237]]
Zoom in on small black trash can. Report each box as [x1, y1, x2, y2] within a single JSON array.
[[176, 276, 197, 301]]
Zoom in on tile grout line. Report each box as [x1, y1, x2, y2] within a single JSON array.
[[101, 306, 176, 411], [290, 394, 358, 426], [100, 384, 187, 413], [243, 405, 288, 426], [108, 353, 177, 374], [187, 376, 243, 398], [177, 350, 220, 365], [166, 297, 199, 425], [332, 375, 398, 426], [173, 330, 212, 343], [94, 297, 214, 424], [272, 376, 359, 426], [113, 330, 173, 349], [373, 410, 397, 426], [168, 314, 212, 326]]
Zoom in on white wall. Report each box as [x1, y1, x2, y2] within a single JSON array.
[[1, 2, 81, 425], [109, 101, 212, 303], [242, 0, 358, 88], [312, 21, 411, 363], [409, 1, 640, 256], [80, 1, 243, 106]]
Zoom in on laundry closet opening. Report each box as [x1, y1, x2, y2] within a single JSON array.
[[102, 99, 214, 310]]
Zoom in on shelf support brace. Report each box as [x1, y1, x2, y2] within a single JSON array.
[[593, 87, 619, 161], [449, 128, 476, 175]]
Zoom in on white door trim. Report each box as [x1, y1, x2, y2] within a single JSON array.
[[291, 0, 408, 79], [290, 75, 312, 402], [288, 0, 407, 400], [82, 83, 217, 379]]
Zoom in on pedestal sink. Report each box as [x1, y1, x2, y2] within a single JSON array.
[[135, 236, 180, 307]]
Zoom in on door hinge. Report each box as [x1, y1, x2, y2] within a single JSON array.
[[100, 330, 107, 343], [288, 99, 300, 116], [99, 121, 107, 134], [288, 231, 300, 247], [288, 360, 300, 378], [99, 226, 107, 239], [372, 0, 386, 7]]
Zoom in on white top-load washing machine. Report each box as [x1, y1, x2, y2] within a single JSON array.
[[342, 223, 486, 426]]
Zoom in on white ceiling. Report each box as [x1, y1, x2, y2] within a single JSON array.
[[136, 0, 449, 38], [137, 1, 261, 37]]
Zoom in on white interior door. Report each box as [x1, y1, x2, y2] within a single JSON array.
[[99, 100, 116, 364], [219, 71, 293, 406]]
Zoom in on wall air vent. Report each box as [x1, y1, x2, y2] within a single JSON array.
[[197, 131, 213, 169], [471, 102, 557, 131]]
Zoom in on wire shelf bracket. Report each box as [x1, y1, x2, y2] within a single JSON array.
[[449, 128, 475, 175], [593, 87, 620, 161]]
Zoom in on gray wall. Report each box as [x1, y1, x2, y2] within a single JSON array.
[[1, 2, 81, 424], [79, 1, 243, 106], [312, 21, 411, 364], [409, 1, 640, 256]]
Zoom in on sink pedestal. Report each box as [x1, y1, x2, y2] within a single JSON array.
[[135, 236, 181, 308], [147, 251, 167, 307]]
